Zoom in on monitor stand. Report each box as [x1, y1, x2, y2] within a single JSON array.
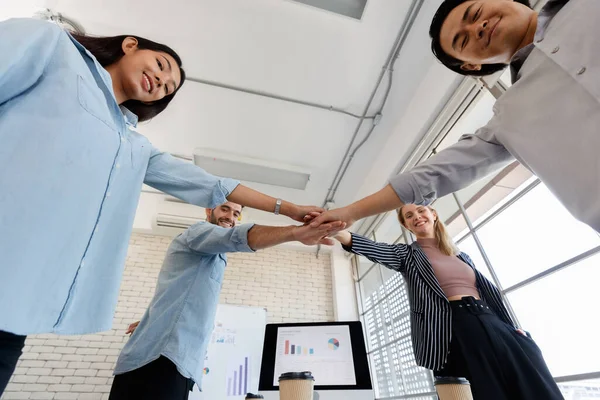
[[259, 389, 374, 399]]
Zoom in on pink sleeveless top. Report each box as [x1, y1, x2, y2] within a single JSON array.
[[416, 238, 479, 299]]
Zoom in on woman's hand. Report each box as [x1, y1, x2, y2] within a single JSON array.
[[227, 185, 324, 223], [516, 328, 527, 337], [309, 184, 403, 229]]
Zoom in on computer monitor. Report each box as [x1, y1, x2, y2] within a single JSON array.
[[258, 321, 374, 400]]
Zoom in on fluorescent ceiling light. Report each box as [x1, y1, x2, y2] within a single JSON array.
[[193, 148, 311, 190]]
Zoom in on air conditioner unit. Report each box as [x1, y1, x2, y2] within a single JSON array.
[[155, 214, 203, 230]]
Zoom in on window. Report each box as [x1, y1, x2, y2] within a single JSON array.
[[456, 235, 494, 282], [374, 212, 403, 245], [476, 184, 600, 288], [432, 193, 468, 239], [507, 252, 600, 376], [436, 90, 496, 152], [358, 255, 375, 279], [360, 265, 384, 307], [558, 378, 600, 399]]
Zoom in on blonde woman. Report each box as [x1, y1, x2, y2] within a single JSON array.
[[333, 204, 562, 400]]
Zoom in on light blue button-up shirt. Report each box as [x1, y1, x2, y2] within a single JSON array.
[[114, 221, 255, 389], [0, 18, 240, 335]]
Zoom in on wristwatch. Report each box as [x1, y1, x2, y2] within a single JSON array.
[[274, 198, 282, 215]]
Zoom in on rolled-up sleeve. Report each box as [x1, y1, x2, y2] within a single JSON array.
[[389, 123, 514, 205], [185, 222, 256, 255], [144, 146, 240, 208]]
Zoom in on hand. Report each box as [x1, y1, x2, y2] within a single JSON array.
[[293, 221, 347, 246], [516, 328, 527, 337], [286, 204, 324, 223], [332, 230, 352, 246], [309, 207, 356, 229], [126, 321, 140, 335]]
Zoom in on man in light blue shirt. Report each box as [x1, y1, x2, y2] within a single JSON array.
[[109, 201, 342, 399]]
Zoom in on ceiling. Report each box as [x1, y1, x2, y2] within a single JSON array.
[[7, 0, 462, 237]]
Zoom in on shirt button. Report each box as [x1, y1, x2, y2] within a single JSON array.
[[577, 67, 587, 75], [121, 137, 126, 143], [551, 46, 559, 54], [116, 163, 121, 169], [106, 191, 111, 197], [81, 260, 85, 267]]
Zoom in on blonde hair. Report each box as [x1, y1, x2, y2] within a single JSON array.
[[398, 206, 458, 256]]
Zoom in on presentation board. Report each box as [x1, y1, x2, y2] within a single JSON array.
[[189, 304, 267, 399]]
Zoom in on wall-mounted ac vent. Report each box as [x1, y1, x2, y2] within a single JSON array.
[[155, 214, 203, 230]]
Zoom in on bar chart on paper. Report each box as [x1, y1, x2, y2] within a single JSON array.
[[227, 356, 250, 397]]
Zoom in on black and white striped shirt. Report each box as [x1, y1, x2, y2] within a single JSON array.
[[344, 233, 515, 371]]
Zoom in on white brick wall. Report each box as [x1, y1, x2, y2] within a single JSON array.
[[2, 233, 333, 399]]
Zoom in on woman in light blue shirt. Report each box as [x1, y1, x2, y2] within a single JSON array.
[[0, 18, 319, 392]]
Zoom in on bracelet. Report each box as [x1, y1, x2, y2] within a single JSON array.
[[274, 198, 282, 215]]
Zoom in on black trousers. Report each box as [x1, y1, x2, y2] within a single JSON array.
[[0, 330, 27, 396], [434, 297, 563, 400], [109, 356, 194, 400]]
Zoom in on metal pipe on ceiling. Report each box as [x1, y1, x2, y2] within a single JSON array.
[[185, 76, 376, 120], [315, 0, 423, 258], [321, 0, 423, 207]]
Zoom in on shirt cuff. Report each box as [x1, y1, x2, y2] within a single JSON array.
[[232, 223, 256, 253], [212, 178, 240, 207], [341, 232, 366, 254], [389, 173, 423, 205]]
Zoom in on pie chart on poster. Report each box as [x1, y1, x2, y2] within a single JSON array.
[[328, 338, 340, 350]]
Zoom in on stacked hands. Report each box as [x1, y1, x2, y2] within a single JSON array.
[[287, 204, 354, 246]]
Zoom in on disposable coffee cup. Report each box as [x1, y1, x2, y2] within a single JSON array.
[[278, 371, 315, 400], [434, 377, 473, 400], [245, 393, 264, 399]]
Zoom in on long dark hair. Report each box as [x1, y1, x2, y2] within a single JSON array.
[[429, 0, 531, 76], [71, 33, 186, 122]]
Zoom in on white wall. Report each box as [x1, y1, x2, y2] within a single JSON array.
[[0, 1, 48, 21]]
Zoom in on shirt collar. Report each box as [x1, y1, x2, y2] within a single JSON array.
[[120, 106, 139, 128], [509, 0, 570, 83]]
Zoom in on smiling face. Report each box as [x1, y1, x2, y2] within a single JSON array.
[[111, 37, 182, 104], [400, 205, 438, 239], [206, 202, 243, 229], [439, 0, 535, 70]]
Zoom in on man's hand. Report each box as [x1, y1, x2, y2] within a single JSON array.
[[308, 207, 356, 230], [293, 221, 346, 246], [126, 321, 140, 335]]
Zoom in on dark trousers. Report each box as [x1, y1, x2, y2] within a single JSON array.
[[434, 297, 563, 400], [109, 356, 194, 400], [0, 330, 27, 396]]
